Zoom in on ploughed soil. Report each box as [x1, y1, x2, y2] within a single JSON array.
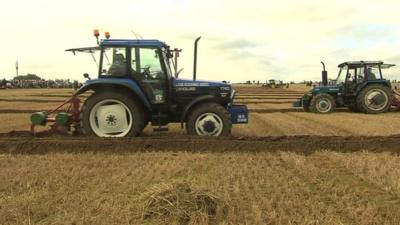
[[1, 131, 399, 154]]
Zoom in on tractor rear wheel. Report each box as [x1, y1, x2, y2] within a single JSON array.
[[186, 103, 232, 136], [309, 94, 336, 113], [81, 91, 145, 137], [356, 84, 392, 114]]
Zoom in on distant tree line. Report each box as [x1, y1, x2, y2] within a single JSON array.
[[0, 74, 82, 89]]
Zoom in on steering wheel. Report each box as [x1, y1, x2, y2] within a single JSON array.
[[141, 66, 153, 79], [141, 66, 161, 80]]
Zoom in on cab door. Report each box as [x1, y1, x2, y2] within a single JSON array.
[[344, 67, 357, 96], [130, 47, 170, 112], [130, 48, 166, 103]]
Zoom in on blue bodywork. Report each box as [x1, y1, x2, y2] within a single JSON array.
[[311, 86, 340, 94], [173, 78, 231, 88], [76, 77, 248, 125]]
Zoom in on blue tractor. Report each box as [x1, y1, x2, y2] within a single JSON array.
[[30, 32, 248, 137], [294, 61, 396, 114]]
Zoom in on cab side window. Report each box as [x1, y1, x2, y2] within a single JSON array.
[[356, 67, 365, 83], [101, 48, 127, 76], [366, 66, 380, 80], [140, 48, 165, 80]]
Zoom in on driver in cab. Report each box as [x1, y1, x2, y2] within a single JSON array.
[[108, 54, 126, 76]]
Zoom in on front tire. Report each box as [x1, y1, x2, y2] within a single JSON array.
[[356, 84, 392, 114], [309, 94, 336, 113], [186, 103, 232, 136], [81, 91, 145, 137]]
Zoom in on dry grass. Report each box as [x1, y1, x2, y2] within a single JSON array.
[[140, 182, 229, 225], [0, 88, 74, 97], [246, 103, 293, 110], [1, 151, 400, 225], [0, 114, 32, 133], [231, 112, 400, 137], [325, 151, 400, 194], [0, 101, 59, 110]]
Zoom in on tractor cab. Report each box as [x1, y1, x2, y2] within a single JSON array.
[[335, 61, 394, 97], [295, 61, 395, 114], [66, 39, 173, 106]]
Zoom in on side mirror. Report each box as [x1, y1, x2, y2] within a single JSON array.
[[83, 73, 91, 80]]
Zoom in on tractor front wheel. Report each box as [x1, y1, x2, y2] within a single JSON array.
[[186, 103, 232, 136], [309, 94, 336, 113], [81, 91, 145, 137], [356, 84, 392, 114]]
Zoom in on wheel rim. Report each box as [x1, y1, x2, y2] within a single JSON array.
[[195, 113, 224, 136], [89, 99, 133, 137], [316, 98, 332, 113], [364, 89, 388, 111]]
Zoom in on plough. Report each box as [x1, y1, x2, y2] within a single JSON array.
[[392, 88, 400, 110], [30, 96, 81, 135]]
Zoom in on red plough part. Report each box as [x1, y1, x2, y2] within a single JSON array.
[[391, 89, 400, 111], [30, 96, 81, 135]]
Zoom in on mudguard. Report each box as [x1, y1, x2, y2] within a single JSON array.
[[355, 80, 391, 95], [74, 78, 151, 110], [181, 95, 216, 123]]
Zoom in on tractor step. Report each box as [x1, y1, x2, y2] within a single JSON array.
[[153, 126, 169, 132]]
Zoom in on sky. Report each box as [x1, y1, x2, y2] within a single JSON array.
[[0, 0, 400, 83]]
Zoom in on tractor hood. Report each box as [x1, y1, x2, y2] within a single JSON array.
[[311, 85, 340, 94], [173, 78, 232, 99], [173, 78, 231, 88]]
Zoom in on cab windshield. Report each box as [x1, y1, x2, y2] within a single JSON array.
[[336, 66, 348, 84]]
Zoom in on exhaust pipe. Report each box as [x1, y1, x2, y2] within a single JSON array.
[[321, 61, 328, 86], [193, 36, 201, 80]]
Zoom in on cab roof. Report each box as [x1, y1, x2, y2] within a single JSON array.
[[65, 39, 168, 54], [100, 39, 167, 48], [338, 61, 396, 69], [338, 61, 395, 67]]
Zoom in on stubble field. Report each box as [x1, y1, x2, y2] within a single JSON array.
[[1, 85, 400, 225]]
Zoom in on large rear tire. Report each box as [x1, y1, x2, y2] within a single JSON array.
[[309, 94, 336, 113], [81, 91, 145, 137], [356, 84, 392, 114], [186, 103, 232, 136]]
